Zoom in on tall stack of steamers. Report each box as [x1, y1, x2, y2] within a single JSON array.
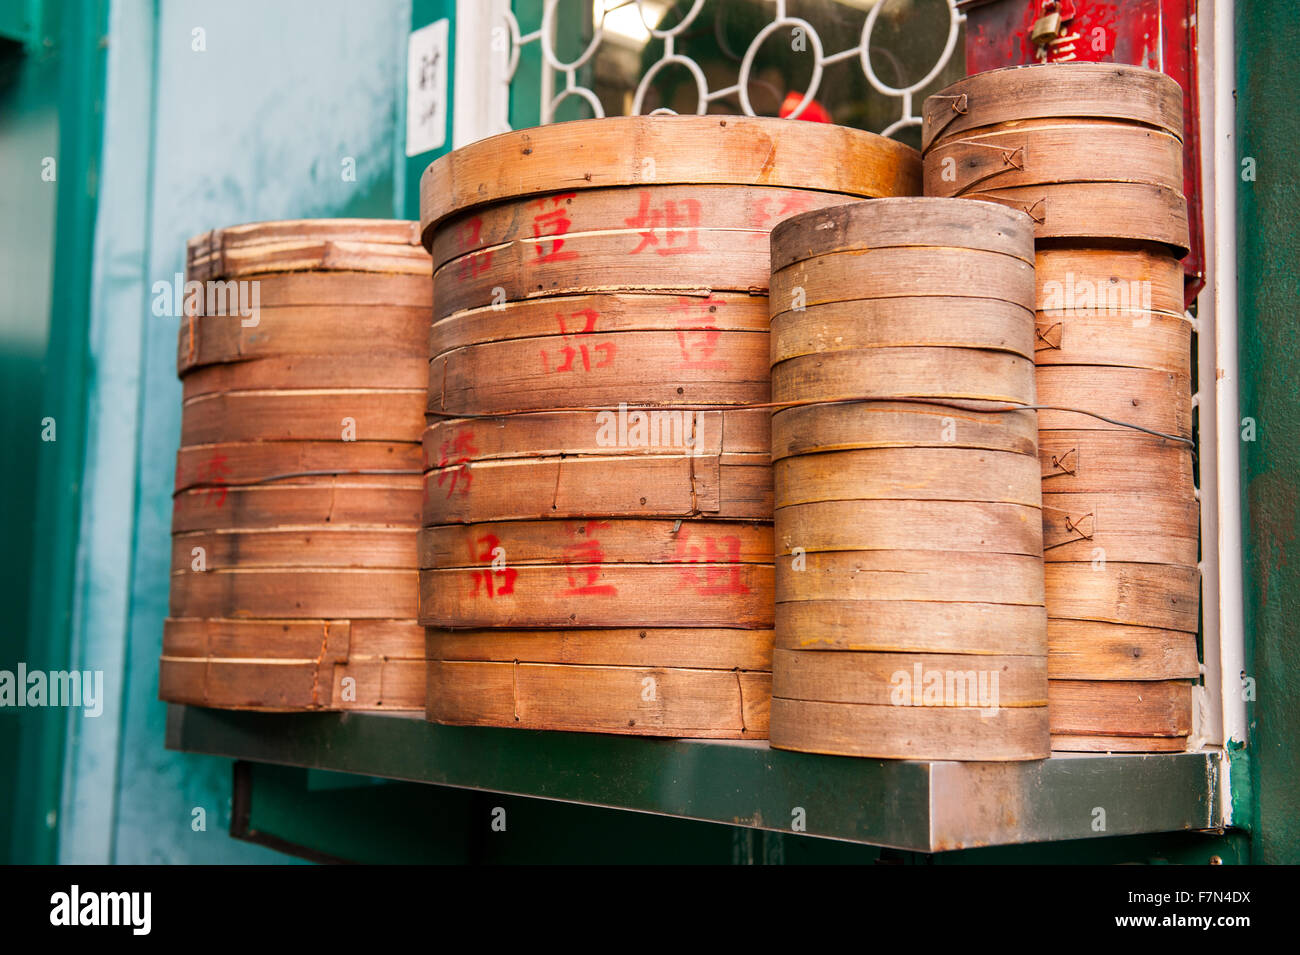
[[160, 63, 1200, 761]]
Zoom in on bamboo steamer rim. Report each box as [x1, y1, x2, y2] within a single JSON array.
[[186, 218, 428, 282], [418, 115, 921, 246], [921, 63, 1184, 152], [770, 197, 1035, 268]]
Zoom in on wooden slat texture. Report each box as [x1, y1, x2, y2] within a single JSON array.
[[962, 181, 1190, 252], [173, 528, 416, 570], [1041, 492, 1199, 564], [430, 291, 769, 355], [420, 115, 920, 237], [920, 62, 1184, 151], [924, 120, 1184, 196], [777, 549, 1045, 605], [430, 183, 858, 269], [1038, 432, 1193, 497], [1033, 310, 1191, 375], [420, 519, 772, 568], [772, 347, 1037, 406], [776, 500, 1044, 557], [772, 649, 1047, 706], [1048, 679, 1194, 737], [769, 197, 1034, 268], [772, 401, 1038, 460], [1035, 366, 1192, 436], [180, 390, 424, 445], [420, 563, 773, 629], [1050, 734, 1189, 753], [428, 627, 774, 670], [776, 600, 1048, 655], [171, 568, 418, 619], [1047, 618, 1200, 681], [770, 698, 1050, 760], [182, 355, 428, 397], [769, 246, 1035, 314], [771, 297, 1035, 364], [775, 447, 1042, 508], [187, 219, 426, 281], [1034, 244, 1186, 317], [175, 441, 421, 492], [1043, 562, 1199, 633], [173, 482, 421, 533], [427, 660, 770, 738]]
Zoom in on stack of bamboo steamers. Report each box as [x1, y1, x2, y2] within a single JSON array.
[[923, 64, 1199, 752], [160, 221, 430, 711], [417, 116, 919, 736]]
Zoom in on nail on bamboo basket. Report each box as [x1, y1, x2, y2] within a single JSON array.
[[160, 219, 431, 711], [418, 115, 920, 737], [767, 197, 1049, 761], [923, 63, 1199, 753]]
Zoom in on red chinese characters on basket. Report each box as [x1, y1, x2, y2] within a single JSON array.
[[531, 193, 581, 263], [194, 453, 231, 508], [469, 533, 516, 599], [455, 216, 492, 280], [539, 308, 616, 375], [672, 295, 728, 371], [434, 427, 476, 499], [626, 191, 702, 256], [674, 530, 750, 596], [559, 521, 618, 597]]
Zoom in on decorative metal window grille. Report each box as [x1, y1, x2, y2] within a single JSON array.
[[495, 0, 965, 141]]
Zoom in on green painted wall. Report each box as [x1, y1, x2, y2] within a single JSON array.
[[51, 0, 414, 863], [1237, 0, 1300, 865]]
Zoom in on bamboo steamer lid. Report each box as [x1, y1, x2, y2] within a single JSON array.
[[428, 659, 770, 738], [920, 63, 1184, 152], [164, 219, 430, 713], [419, 115, 921, 242]]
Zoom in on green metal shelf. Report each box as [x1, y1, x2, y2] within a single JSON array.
[[166, 704, 1224, 852]]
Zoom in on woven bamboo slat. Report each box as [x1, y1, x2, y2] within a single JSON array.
[[1033, 310, 1191, 376], [1034, 366, 1193, 436], [771, 401, 1038, 460], [770, 698, 1049, 760], [1043, 562, 1199, 633], [775, 600, 1048, 655], [1048, 679, 1194, 737], [162, 219, 430, 713], [1034, 244, 1186, 317], [430, 183, 857, 269], [772, 348, 1037, 406], [771, 297, 1035, 365], [920, 62, 1184, 152], [923, 120, 1184, 196], [428, 627, 774, 670], [776, 500, 1044, 557], [1050, 734, 1188, 753], [1047, 619, 1200, 681], [160, 617, 424, 711], [427, 660, 770, 738], [775, 447, 1041, 508], [1042, 493, 1199, 565]]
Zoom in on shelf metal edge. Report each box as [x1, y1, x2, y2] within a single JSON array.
[[166, 705, 1222, 852]]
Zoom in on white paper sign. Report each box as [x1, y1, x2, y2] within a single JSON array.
[[406, 19, 449, 157]]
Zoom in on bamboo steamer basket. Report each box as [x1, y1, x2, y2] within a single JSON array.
[[420, 116, 921, 738], [922, 64, 1189, 252], [161, 220, 430, 712], [923, 66, 1199, 753], [767, 197, 1048, 761]]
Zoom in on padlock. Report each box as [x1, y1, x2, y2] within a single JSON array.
[[1031, 11, 1063, 46]]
